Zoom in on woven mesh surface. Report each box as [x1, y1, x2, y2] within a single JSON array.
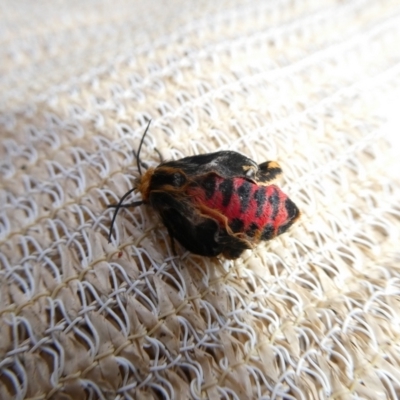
[[1, 0, 400, 399]]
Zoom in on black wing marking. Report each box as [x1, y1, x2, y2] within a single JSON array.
[[149, 191, 223, 256], [159, 151, 258, 180], [149, 190, 250, 258], [159, 151, 282, 185]]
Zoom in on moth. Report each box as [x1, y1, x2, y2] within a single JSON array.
[[108, 121, 300, 259]]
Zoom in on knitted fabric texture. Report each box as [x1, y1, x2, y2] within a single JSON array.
[[1, 1, 400, 399]]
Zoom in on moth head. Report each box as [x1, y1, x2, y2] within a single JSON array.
[[146, 166, 187, 195]]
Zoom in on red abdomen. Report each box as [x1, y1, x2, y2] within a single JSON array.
[[188, 175, 299, 241]]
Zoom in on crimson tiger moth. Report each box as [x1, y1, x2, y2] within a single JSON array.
[[108, 121, 300, 259]]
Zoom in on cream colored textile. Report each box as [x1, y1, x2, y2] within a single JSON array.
[[1, 1, 400, 399]]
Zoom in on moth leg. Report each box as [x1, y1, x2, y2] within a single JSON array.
[[256, 161, 282, 184]]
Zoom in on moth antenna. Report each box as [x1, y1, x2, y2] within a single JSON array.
[[136, 119, 152, 176], [154, 147, 164, 163], [108, 187, 142, 243], [108, 120, 151, 243]]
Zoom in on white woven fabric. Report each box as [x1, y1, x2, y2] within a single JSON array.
[[1, 0, 400, 399]]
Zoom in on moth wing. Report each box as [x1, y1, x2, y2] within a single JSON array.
[[150, 190, 251, 258], [160, 151, 282, 184], [159, 151, 257, 180], [149, 191, 224, 256]]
